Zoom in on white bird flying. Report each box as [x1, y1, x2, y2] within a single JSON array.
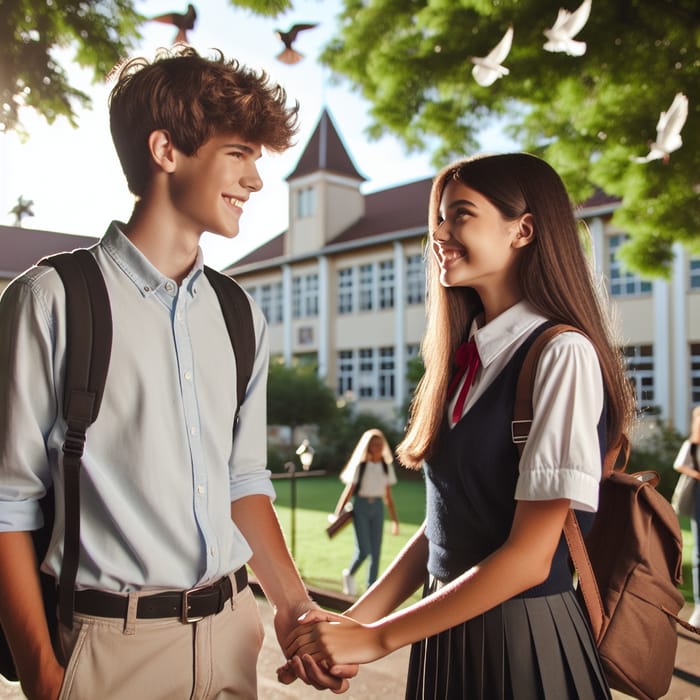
[[543, 0, 592, 56], [471, 26, 514, 87], [634, 92, 689, 163]]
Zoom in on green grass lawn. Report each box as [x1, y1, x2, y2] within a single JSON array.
[[271, 474, 696, 603]]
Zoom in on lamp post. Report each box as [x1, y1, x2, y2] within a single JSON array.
[[287, 439, 315, 558]]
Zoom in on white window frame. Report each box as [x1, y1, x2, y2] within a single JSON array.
[[406, 254, 425, 305], [338, 350, 354, 396], [624, 344, 655, 412], [338, 267, 354, 314], [608, 234, 652, 297], [378, 260, 395, 309]]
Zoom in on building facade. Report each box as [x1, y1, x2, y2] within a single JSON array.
[[227, 109, 700, 435]]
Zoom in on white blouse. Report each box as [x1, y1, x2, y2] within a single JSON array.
[[448, 300, 604, 512]]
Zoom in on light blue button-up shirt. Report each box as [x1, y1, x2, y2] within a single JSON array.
[[0, 223, 274, 592]]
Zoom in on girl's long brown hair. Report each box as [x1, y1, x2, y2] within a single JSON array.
[[397, 153, 636, 469]]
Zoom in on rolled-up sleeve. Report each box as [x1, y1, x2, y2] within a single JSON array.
[[0, 270, 59, 530], [514, 333, 604, 512], [228, 302, 275, 502]]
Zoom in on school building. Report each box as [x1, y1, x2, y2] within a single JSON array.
[[1, 110, 698, 435], [224, 109, 700, 436]]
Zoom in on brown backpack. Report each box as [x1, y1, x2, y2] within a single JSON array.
[[513, 324, 698, 700]]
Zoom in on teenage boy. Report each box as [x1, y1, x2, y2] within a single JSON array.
[[0, 47, 349, 698]]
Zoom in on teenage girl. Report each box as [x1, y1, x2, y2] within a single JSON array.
[[281, 153, 635, 699], [332, 429, 400, 596], [674, 406, 700, 628]]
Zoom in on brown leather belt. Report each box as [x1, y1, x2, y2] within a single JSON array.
[[71, 567, 247, 623]]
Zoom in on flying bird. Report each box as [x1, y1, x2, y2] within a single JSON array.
[[471, 26, 514, 87], [275, 23, 318, 65], [543, 0, 591, 56], [150, 4, 197, 44], [634, 92, 689, 163]]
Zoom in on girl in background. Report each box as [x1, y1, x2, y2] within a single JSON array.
[[674, 406, 700, 628], [332, 429, 400, 595], [282, 153, 635, 699]]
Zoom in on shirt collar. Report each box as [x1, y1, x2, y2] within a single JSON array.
[[101, 222, 204, 298], [470, 300, 549, 368]]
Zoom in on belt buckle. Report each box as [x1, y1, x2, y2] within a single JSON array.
[[182, 586, 205, 624]]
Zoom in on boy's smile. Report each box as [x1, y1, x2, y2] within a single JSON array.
[[170, 132, 263, 240]]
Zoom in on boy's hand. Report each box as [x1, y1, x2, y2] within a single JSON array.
[[273, 603, 357, 692]]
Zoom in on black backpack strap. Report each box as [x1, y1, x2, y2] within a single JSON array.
[[41, 249, 112, 628], [203, 266, 255, 428]]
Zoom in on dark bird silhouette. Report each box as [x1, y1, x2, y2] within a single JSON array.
[[275, 23, 318, 65], [9, 195, 34, 227], [151, 4, 197, 44]]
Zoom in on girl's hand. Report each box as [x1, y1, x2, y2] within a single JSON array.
[[391, 520, 400, 535], [284, 610, 389, 669]]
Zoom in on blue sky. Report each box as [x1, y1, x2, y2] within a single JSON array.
[[0, 0, 512, 269]]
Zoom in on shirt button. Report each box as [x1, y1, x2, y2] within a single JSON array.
[[197, 485, 205, 495], [209, 547, 215, 557], [184, 371, 192, 381], [190, 426, 198, 436], [165, 281, 175, 293]]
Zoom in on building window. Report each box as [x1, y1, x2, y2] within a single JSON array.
[[271, 282, 283, 323], [691, 343, 700, 406], [338, 350, 354, 396], [304, 273, 319, 317], [378, 260, 395, 309], [623, 344, 655, 412], [406, 254, 425, 305], [690, 256, 700, 290], [295, 186, 315, 219], [259, 284, 272, 321], [608, 235, 652, 296], [358, 263, 374, 311], [292, 274, 318, 319], [378, 347, 395, 398], [358, 348, 376, 398], [338, 268, 354, 314], [292, 276, 302, 318]]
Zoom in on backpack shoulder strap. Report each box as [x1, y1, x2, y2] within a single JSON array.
[[356, 462, 368, 487], [203, 266, 255, 427], [512, 323, 606, 640], [40, 249, 112, 627], [512, 323, 581, 446]]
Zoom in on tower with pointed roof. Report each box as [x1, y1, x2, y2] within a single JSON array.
[[285, 109, 366, 258]]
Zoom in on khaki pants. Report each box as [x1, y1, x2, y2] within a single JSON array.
[[57, 583, 263, 699]]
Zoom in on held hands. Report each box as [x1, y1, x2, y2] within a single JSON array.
[[274, 603, 357, 693], [281, 608, 389, 677]]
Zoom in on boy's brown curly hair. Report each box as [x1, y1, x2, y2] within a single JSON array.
[[109, 46, 300, 196]]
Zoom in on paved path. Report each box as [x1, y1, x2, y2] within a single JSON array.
[[2, 600, 697, 699]]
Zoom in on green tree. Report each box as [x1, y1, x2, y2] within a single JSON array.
[[267, 359, 338, 434], [0, 0, 290, 134], [321, 0, 700, 276]]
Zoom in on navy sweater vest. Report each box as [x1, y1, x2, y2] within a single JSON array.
[[424, 322, 603, 597]]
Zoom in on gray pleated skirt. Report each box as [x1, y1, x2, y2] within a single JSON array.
[[405, 583, 611, 700]]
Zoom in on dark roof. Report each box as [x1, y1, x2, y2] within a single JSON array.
[[223, 232, 286, 271], [286, 109, 366, 182], [578, 188, 621, 212], [0, 225, 99, 277], [328, 177, 432, 246]]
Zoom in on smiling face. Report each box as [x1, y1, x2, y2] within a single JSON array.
[[169, 131, 263, 239], [432, 179, 532, 316]]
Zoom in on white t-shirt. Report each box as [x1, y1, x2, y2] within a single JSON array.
[[448, 300, 605, 512], [342, 459, 397, 498]]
